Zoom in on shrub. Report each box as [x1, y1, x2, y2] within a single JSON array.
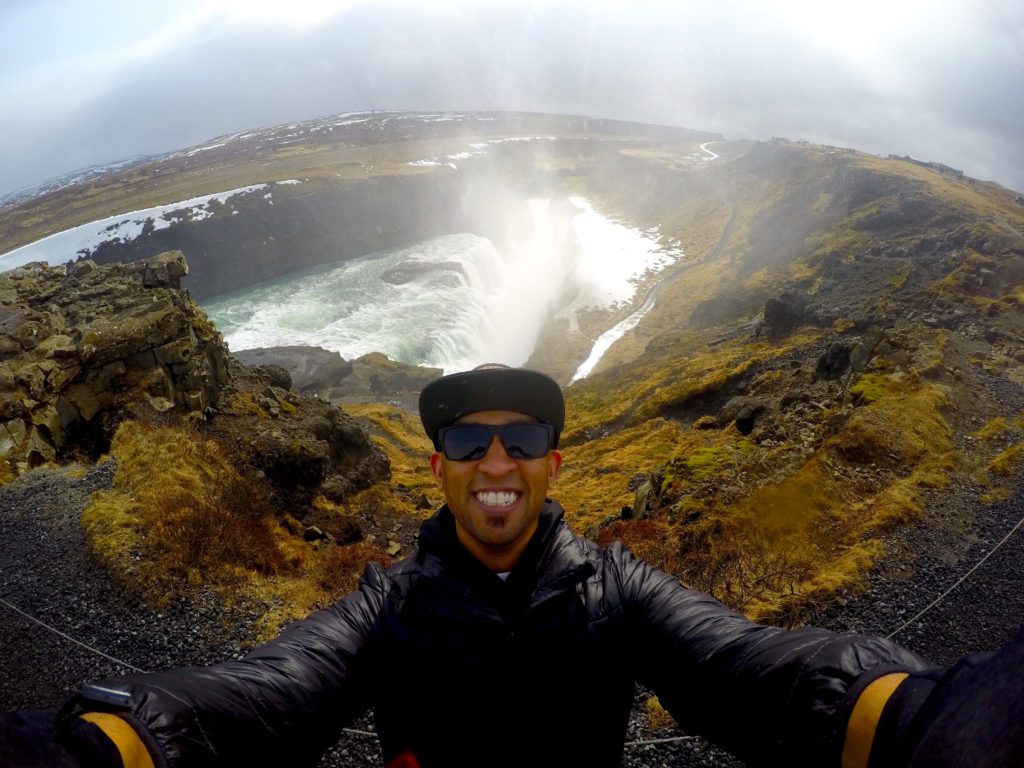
[[312, 541, 391, 603], [595, 519, 678, 572], [83, 421, 292, 594]]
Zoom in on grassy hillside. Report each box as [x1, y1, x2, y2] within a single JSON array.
[[8, 113, 1024, 634], [549, 140, 1024, 622]]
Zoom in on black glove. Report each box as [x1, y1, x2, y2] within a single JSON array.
[[0, 710, 81, 767], [871, 624, 1024, 767], [0, 709, 122, 768]]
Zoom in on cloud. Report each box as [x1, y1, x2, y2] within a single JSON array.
[[2, 0, 1023, 197]]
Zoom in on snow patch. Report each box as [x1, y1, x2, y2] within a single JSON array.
[[0, 184, 268, 271], [185, 142, 226, 157]]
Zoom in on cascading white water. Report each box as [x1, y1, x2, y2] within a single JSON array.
[[204, 197, 681, 375]]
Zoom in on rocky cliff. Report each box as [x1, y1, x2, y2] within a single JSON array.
[[0, 251, 388, 505], [0, 252, 223, 466], [0, 112, 718, 301]]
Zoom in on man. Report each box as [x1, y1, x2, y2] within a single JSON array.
[[3, 365, 1022, 767]]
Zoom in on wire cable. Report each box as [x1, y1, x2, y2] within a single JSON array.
[[886, 511, 1024, 639], [624, 735, 697, 747], [0, 595, 148, 673]]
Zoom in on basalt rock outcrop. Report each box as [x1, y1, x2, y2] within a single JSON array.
[[0, 252, 227, 466], [233, 346, 355, 399], [234, 346, 441, 410], [0, 252, 388, 505], [204, 361, 390, 507]]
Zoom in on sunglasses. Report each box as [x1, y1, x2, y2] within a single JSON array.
[[438, 422, 555, 462]]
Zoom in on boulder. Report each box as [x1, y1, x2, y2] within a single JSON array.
[[233, 346, 353, 398], [814, 329, 887, 382], [261, 364, 293, 390], [815, 342, 853, 380], [206, 363, 390, 507], [142, 250, 188, 289], [719, 396, 768, 435], [762, 292, 807, 339]]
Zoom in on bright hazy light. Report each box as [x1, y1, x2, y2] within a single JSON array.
[[204, 0, 365, 26], [772, 0, 932, 58]]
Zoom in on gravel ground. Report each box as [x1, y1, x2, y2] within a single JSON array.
[[1, 460, 1021, 766]]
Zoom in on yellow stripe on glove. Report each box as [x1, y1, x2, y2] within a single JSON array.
[[79, 713, 155, 768], [842, 672, 909, 768]]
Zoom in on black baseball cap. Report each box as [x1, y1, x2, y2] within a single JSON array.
[[419, 364, 565, 451]]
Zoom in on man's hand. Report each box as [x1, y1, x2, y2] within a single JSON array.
[[906, 624, 1024, 767], [0, 709, 128, 767], [0, 710, 81, 767], [871, 624, 1024, 767]]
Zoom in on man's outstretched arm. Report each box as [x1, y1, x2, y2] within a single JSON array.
[[49, 561, 392, 768], [608, 542, 966, 767]]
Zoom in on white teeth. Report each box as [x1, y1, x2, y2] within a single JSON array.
[[475, 491, 519, 507]]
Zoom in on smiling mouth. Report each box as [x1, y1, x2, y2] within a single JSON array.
[[474, 490, 521, 507]]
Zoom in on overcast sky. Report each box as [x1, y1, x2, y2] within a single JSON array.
[[2, 0, 1022, 200]]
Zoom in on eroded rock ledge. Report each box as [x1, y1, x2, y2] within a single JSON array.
[[0, 252, 389, 507], [233, 347, 440, 411], [0, 252, 224, 465]]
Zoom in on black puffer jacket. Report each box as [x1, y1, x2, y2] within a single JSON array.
[[74, 502, 932, 767]]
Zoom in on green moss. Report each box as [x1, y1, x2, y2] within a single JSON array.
[[850, 373, 900, 404], [662, 440, 752, 492], [673, 496, 706, 518]]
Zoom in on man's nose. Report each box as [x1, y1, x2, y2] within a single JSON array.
[[478, 435, 517, 474]]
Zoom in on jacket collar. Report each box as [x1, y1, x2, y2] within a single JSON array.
[[416, 499, 593, 593]]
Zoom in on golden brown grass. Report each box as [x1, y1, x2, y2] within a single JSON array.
[[343, 401, 440, 510], [581, 366, 957, 624], [977, 417, 1011, 443], [83, 421, 291, 589], [692, 378, 951, 622], [988, 443, 1024, 476], [644, 696, 676, 732], [556, 419, 690, 534], [82, 420, 390, 637]]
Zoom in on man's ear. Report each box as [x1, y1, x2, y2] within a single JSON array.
[[429, 452, 445, 491], [547, 450, 562, 485]]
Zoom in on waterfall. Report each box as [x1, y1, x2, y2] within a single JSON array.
[[204, 197, 681, 375]]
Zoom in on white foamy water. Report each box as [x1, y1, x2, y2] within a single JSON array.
[[563, 196, 677, 310], [206, 197, 681, 375], [2, 189, 681, 377], [571, 292, 657, 382], [207, 233, 551, 373]]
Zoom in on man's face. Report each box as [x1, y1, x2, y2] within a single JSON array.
[[430, 410, 562, 571]]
